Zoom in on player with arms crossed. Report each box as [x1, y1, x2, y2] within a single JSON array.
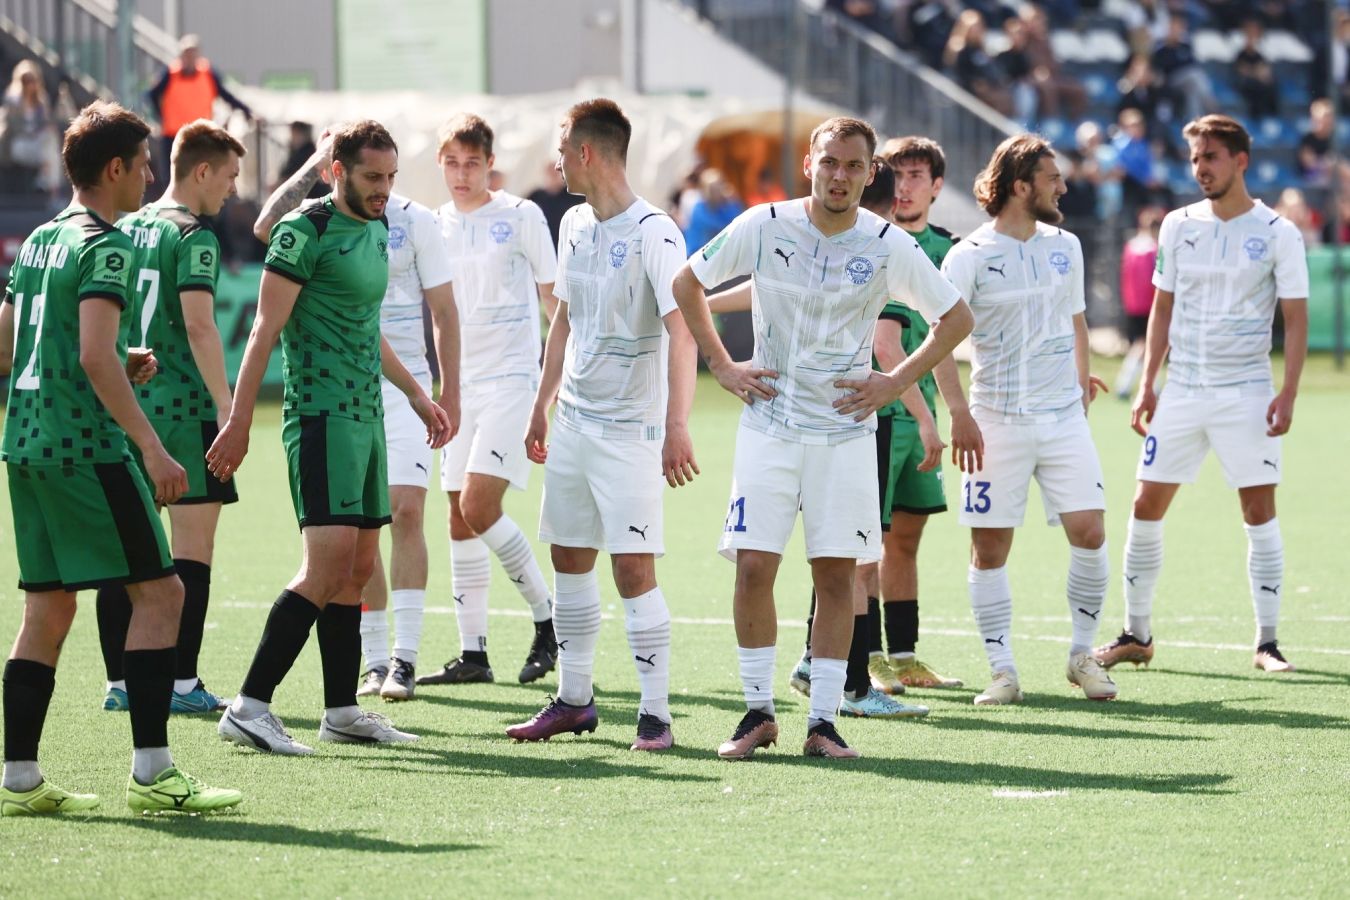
[[1095, 115, 1308, 673], [251, 128, 461, 703], [672, 117, 974, 759], [209, 120, 451, 755], [940, 135, 1115, 706], [507, 98, 697, 751], [95, 119, 247, 716], [0, 101, 240, 814], [417, 113, 560, 690]]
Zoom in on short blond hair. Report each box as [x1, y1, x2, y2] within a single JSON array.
[[171, 119, 246, 180]]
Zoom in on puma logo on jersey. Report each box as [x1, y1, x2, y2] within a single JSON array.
[[856, 530, 870, 545], [568, 239, 578, 253], [986, 264, 1006, 278], [663, 238, 677, 246], [415, 463, 428, 473], [1182, 238, 1198, 250], [628, 525, 649, 540], [1262, 459, 1278, 470], [774, 248, 794, 267], [634, 653, 656, 667], [1077, 607, 1100, 620], [1260, 584, 1280, 595], [985, 635, 1005, 646], [490, 450, 506, 464]]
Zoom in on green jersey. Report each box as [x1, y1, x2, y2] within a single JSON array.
[[878, 223, 958, 419], [263, 197, 390, 421], [2, 207, 135, 466], [118, 201, 221, 422]]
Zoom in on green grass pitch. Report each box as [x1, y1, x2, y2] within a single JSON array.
[[1, 358, 1347, 898]]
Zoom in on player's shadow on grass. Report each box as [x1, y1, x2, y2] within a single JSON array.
[[925, 714, 1203, 742], [1148, 666, 1350, 688], [1029, 694, 1350, 730], [111, 816, 478, 853], [356, 745, 721, 783]]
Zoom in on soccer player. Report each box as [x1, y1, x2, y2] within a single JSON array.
[[672, 117, 973, 759], [416, 113, 561, 689], [94, 118, 246, 716], [0, 101, 240, 814], [209, 120, 452, 755], [939, 134, 1115, 706], [506, 98, 697, 751], [1095, 115, 1308, 673], [250, 131, 461, 703]]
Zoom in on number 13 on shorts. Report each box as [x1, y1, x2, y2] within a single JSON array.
[[963, 479, 992, 514]]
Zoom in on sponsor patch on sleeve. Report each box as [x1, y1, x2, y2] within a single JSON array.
[[90, 246, 131, 288], [267, 224, 308, 266]]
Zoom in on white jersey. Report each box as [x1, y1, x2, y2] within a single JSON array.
[[553, 197, 687, 441], [1153, 199, 1308, 392], [437, 190, 557, 392], [690, 199, 961, 445], [380, 194, 454, 374], [941, 221, 1086, 419]]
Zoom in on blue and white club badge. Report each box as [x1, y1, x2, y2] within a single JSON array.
[[1243, 236, 1268, 261], [609, 239, 629, 268], [489, 221, 514, 244], [844, 256, 874, 285], [387, 225, 408, 250], [1048, 250, 1070, 275]]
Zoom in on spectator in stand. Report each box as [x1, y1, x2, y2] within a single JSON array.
[[1310, 7, 1350, 112], [943, 9, 1013, 117], [273, 121, 328, 199], [1114, 206, 1163, 399], [1151, 14, 1217, 123], [672, 167, 703, 231], [1235, 18, 1280, 120], [683, 167, 744, 252], [527, 160, 584, 249], [0, 60, 61, 198], [1274, 186, 1322, 247], [144, 34, 256, 189], [1077, 120, 1122, 221], [904, 0, 960, 69], [1113, 108, 1164, 212], [1298, 98, 1336, 187], [826, 0, 894, 38], [1117, 55, 1179, 146], [1059, 148, 1099, 221], [997, 17, 1040, 124], [1121, 0, 1171, 57], [744, 167, 788, 207], [1018, 3, 1089, 120], [1321, 162, 1350, 243]]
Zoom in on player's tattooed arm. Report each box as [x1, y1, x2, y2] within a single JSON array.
[[1131, 288, 1173, 437], [1268, 297, 1307, 436], [671, 264, 777, 404], [526, 299, 570, 464], [252, 130, 334, 242]]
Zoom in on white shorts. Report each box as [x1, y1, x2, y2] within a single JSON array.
[[958, 411, 1105, 528], [538, 421, 665, 555], [1137, 388, 1280, 488], [382, 372, 434, 489], [440, 385, 535, 492], [719, 424, 882, 563]]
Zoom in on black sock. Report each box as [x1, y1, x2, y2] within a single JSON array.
[[866, 597, 883, 654], [174, 559, 212, 682], [534, 618, 555, 642], [96, 585, 132, 682], [462, 649, 489, 667], [3, 659, 55, 762], [124, 647, 175, 748], [885, 599, 919, 655], [804, 590, 817, 659], [317, 603, 362, 710], [240, 590, 321, 704], [842, 613, 871, 699]]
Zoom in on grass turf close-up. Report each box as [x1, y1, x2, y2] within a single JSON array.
[[1, 358, 1347, 898]]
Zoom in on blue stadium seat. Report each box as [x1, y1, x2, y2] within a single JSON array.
[[1036, 117, 1072, 148]]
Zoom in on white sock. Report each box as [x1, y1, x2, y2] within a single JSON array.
[[1124, 517, 1164, 641], [360, 608, 391, 670], [479, 516, 553, 622], [969, 565, 1015, 674], [324, 705, 362, 727], [172, 678, 198, 695], [107, 679, 126, 692], [230, 694, 269, 719], [554, 569, 602, 706], [390, 589, 425, 665], [807, 657, 846, 726], [623, 587, 672, 723], [1068, 543, 1110, 655], [737, 645, 776, 715], [1245, 518, 1283, 646], [1, 760, 41, 792], [131, 747, 173, 785], [889, 652, 916, 661], [451, 538, 491, 654]]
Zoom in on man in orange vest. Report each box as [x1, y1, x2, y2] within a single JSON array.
[[145, 35, 255, 187]]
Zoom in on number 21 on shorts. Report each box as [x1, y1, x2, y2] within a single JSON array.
[[724, 496, 748, 533], [963, 480, 992, 514]]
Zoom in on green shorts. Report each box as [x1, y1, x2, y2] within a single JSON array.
[[283, 414, 391, 530], [131, 418, 239, 505], [7, 460, 174, 592], [888, 416, 948, 517]]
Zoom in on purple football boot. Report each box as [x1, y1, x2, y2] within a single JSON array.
[[506, 696, 598, 742]]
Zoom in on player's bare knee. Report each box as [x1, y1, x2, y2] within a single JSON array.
[[1239, 489, 1276, 526], [550, 544, 595, 575], [390, 500, 424, 538], [611, 554, 655, 597], [459, 495, 502, 535], [734, 552, 778, 594]]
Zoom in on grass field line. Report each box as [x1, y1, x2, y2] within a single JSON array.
[[216, 601, 1350, 657]]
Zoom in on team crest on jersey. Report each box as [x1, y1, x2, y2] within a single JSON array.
[[609, 240, 628, 268], [844, 256, 874, 285], [388, 225, 408, 250], [1048, 250, 1070, 275], [489, 221, 514, 244], [1243, 236, 1268, 261]]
